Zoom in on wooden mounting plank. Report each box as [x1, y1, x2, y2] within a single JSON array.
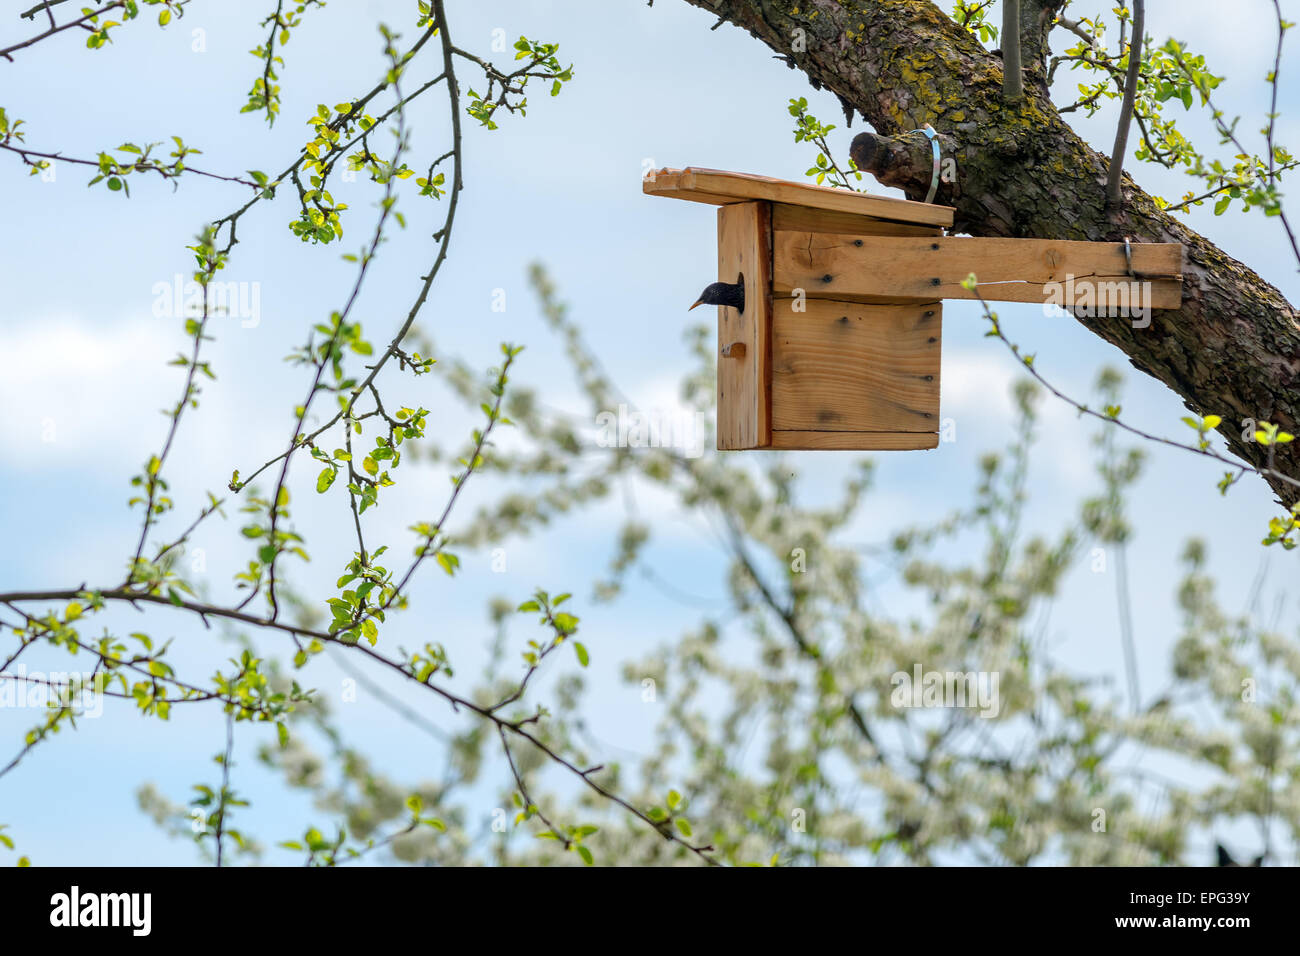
[[772, 300, 941, 435], [774, 233, 1183, 308], [770, 202, 943, 237], [770, 430, 940, 450], [644, 167, 954, 228], [716, 201, 773, 450], [776, 291, 949, 307]]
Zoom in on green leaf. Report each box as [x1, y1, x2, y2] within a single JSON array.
[[574, 642, 589, 667]]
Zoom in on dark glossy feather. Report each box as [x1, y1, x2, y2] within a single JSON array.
[[689, 279, 745, 313]]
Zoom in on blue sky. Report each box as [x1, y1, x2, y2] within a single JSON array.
[[0, 0, 1296, 864]]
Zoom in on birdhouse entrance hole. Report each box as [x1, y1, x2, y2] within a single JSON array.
[[645, 167, 1183, 452]]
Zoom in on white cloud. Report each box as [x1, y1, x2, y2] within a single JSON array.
[[0, 314, 174, 468], [942, 347, 1094, 490], [0, 313, 292, 490], [942, 348, 1019, 421]]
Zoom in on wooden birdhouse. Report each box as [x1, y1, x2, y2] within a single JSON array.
[[644, 167, 1183, 451]]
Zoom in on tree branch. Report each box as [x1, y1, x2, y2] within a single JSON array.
[[1107, 0, 1144, 206], [1001, 0, 1023, 101]]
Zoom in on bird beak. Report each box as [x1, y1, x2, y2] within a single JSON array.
[[688, 299, 704, 311]]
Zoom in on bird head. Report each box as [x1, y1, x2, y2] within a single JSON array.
[[689, 277, 745, 314]]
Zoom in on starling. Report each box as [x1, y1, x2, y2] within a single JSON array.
[[1215, 842, 1265, 866], [689, 278, 745, 314]]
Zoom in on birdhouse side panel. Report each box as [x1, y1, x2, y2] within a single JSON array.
[[764, 208, 942, 451], [771, 301, 940, 435], [768, 430, 939, 450]]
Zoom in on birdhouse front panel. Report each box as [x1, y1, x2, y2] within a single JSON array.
[[770, 300, 941, 443]]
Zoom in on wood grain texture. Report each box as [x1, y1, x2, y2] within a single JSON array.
[[644, 167, 954, 228], [772, 300, 941, 433], [769, 430, 940, 450], [770, 202, 943, 237], [716, 201, 773, 450], [776, 291, 946, 307], [773, 233, 1183, 308]]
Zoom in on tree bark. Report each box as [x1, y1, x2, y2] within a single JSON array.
[[679, 0, 1300, 506], [1001, 0, 1023, 102], [1106, 0, 1143, 206]]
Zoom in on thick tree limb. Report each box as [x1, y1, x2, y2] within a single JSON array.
[[679, 0, 1300, 506]]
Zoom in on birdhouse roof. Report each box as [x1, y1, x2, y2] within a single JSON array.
[[643, 167, 954, 228]]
